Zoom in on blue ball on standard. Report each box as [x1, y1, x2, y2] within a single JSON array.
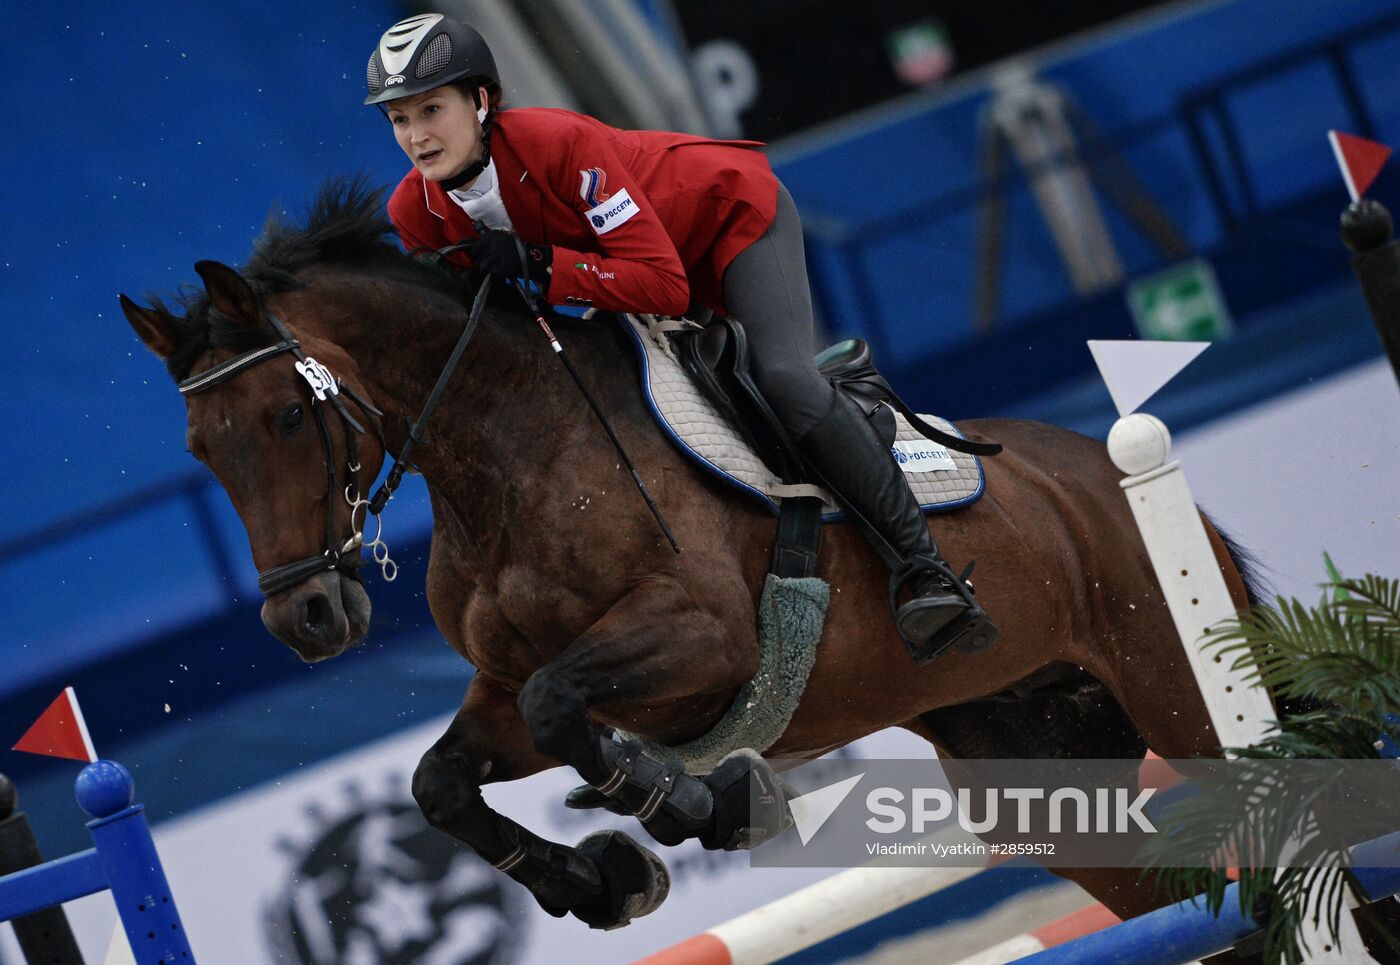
[[75, 760, 135, 818]]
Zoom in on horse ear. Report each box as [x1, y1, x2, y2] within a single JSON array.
[[194, 260, 261, 328], [119, 293, 177, 359]]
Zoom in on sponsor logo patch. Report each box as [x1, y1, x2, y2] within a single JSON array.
[[891, 440, 955, 473], [586, 187, 639, 235]]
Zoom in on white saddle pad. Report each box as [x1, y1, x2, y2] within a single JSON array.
[[621, 314, 984, 518]]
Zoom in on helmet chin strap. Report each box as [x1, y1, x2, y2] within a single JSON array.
[[439, 106, 493, 192]]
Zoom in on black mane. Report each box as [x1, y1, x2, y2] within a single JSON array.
[[159, 175, 459, 381], [245, 175, 401, 290]]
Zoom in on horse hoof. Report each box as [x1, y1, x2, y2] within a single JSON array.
[[570, 830, 671, 930], [564, 783, 633, 816]]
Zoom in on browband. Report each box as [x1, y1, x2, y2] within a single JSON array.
[[179, 339, 300, 395]]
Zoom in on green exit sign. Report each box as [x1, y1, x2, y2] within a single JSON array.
[[1126, 259, 1234, 341]]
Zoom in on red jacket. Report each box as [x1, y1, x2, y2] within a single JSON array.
[[387, 107, 779, 317]]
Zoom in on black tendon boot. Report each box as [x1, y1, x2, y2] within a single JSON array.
[[796, 391, 998, 662], [587, 739, 793, 851]]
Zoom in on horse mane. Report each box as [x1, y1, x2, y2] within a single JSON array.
[[158, 175, 462, 382]]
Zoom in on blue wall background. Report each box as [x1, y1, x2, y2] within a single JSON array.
[[776, 0, 1400, 362], [8, 0, 406, 529], [3, 0, 421, 677]]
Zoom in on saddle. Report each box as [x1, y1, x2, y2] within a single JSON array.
[[669, 316, 1000, 578], [675, 319, 997, 477]]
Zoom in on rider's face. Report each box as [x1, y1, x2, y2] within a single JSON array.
[[385, 86, 484, 184]]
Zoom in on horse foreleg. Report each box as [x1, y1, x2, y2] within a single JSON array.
[[415, 673, 670, 930], [516, 577, 790, 853]]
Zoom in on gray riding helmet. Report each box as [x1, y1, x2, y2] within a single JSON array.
[[364, 13, 499, 106]]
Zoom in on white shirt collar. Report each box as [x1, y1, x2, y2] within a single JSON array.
[[444, 159, 514, 231], [448, 158, 499, 203]]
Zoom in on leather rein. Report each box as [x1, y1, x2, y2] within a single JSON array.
[[178, 277, 493, 598]]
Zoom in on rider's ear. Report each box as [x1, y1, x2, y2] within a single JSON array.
[[194, 260, 261, 328], [118, 293, 177, 359]]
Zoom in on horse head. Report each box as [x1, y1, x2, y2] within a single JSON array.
[[120, 259, 383, 662]]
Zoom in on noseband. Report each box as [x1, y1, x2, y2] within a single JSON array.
[[178, 312, 393, 597]]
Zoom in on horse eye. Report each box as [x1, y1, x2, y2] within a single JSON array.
[[279, 403, 305, 434]]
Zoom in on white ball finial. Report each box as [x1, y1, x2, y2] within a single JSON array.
[[1108, 413, 1172, 475]]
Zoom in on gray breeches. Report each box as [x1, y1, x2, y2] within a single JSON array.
[[719, 182, 835, 439]]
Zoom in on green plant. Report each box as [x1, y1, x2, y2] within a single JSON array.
[[1143, 570, 1399, 965]]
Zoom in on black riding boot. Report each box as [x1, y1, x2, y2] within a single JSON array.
[[796, 391, 998, 662]]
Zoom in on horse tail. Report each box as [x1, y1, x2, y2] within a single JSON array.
[[1204, 512, 1323, 720], [1203, 512, 1271, 610]]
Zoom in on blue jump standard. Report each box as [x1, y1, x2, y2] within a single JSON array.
[[0, 760, 194, 964], [1021, 832, 1400, 965]]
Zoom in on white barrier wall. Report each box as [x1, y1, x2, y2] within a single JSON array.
[[1172, 358, 1398, 601], [19, 722, 929, 965]]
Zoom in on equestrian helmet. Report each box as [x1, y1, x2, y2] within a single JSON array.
[[365, 13, 498, 106]]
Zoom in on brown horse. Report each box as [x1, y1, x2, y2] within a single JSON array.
[[119, 180, 1254, 930]]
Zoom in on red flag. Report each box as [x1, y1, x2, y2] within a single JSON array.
[[12, 687, 97, 762], [1329, 130, 1392, 202]]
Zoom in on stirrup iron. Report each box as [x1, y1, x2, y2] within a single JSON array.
[[889, 556, 998, 663]]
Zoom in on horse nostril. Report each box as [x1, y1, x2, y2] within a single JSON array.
[[302, 594, 330, 635]]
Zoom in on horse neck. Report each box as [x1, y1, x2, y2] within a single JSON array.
[[294, 269, 610, 554]]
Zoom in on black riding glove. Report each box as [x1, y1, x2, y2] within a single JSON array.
[[468, 229, 553, 288]]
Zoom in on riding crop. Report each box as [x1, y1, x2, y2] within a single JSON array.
[[495, 232, 681, 554]]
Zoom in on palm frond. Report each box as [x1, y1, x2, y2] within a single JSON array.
[[1203, 578, 1400, 713], [1148, 570, 1399, 965], [1332, 575, 1400, 629]]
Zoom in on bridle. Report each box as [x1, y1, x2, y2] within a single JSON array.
[[174, 231, 677, 600], [177, 278, 494, 598], [179, 311, 391, 597]]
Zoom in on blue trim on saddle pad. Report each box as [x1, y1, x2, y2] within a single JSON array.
[[619, 315, 986, 522]]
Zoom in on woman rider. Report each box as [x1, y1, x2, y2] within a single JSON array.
[[365, 13, 996, 658]]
